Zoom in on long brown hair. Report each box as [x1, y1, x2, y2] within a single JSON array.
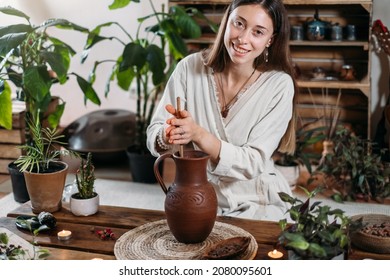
[[204, 0, 297, 154]]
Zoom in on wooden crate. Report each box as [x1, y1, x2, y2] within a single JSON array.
[[0, 103, 26, 174], [0, 159, 14, 174]]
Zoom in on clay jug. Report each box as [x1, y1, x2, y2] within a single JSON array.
[[154, 150, 218, 244]]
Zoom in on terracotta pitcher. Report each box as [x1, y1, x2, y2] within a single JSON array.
[[154, 150, 217, 244]]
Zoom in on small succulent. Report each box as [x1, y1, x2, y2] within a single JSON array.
[[75, 152, 96, 199]]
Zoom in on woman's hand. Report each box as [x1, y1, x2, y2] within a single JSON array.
[[163, 104, 221, 163], [164, 104, 198, 145]]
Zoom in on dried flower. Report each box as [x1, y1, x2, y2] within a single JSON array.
[[95, 228, 115, 240]]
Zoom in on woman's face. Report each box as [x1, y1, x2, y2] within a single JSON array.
[[224, 4, 274, 67]]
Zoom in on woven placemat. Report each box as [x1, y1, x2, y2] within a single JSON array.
[[351, 214, 390, 254], [114, 219, 258, 260]]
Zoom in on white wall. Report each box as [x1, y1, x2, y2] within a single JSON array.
[[1, 0, 389, 137], [0, 0, 166, 127]]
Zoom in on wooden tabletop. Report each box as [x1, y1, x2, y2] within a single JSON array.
[[2, 202, 389, 260]]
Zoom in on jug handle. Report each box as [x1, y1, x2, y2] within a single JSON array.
[[154, 153, 173, 194]]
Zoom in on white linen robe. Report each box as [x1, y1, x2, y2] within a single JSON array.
[[147, 52, 294, 221]]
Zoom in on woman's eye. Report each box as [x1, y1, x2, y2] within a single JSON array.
[[254, 29, 264, 36], [233, 20, 244, 28]]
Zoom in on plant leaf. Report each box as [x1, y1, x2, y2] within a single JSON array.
[[40, 46, 71, 84], [0, 81, 12, 129], [0, 6, 30, 21], [120, 42, 147, 71], [47, 101, 65, 129], [146, 44, 166, 85], [73, 73, 101, 106], [0, 32, 27, 56], [308, 243, 327, 258], [108, 0, 138, 10], [287, 240, 310, 250], [23, 65, 51, 103]]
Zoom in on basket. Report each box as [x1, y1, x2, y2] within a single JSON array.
[[351, 214, 390, 254]]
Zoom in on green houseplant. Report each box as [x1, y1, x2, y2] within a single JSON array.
[[0, 5, 101, 203], [0, 228, 49, 260], [14, 114, 79, 214], [275, 122, 326, 188], [314, 126, 390, 203], [81, 0, 216, 182], [0, 6, 101, 131], [70, 152, 99, 216], [276, 122, 326, 172], [277, 187, 362, 260]]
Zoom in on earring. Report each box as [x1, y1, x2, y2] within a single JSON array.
[[264, 47, 269, 63]]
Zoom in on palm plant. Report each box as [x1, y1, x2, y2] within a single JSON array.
[[14, 113, 79, 173]]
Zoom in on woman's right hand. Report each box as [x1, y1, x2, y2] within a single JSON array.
[[164, 104, 221, 163]]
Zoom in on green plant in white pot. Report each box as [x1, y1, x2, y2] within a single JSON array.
[[15, 115, 79, 214], [70, 152, 99, 216]]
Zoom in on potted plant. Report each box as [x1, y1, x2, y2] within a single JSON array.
[[0, 6, 101, 130], [275, 122, 326, 188], [14, 115, 79, 214], [1, 227, 50, 260], [81, 0, 216, 182], [277, 187, 362, 260], [0, 6, 101, 201], [70, 152, 99, 216], [314, 126, 390, 203]]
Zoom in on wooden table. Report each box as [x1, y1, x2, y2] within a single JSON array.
[[2, 202, 389, 260]]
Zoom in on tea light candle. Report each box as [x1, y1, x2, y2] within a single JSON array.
[[268, 249, 283, 259], [57, 230, 72, 241]]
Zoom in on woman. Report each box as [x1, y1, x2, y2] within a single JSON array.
[[146, 0, 297, 221]]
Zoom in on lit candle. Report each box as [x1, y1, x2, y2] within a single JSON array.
[[268, 249, 284, 259], [57, 230, 72, 241]]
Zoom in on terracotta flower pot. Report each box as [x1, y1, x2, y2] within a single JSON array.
[[23, 162, 68, 214]]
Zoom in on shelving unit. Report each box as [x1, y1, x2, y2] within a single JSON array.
[[169, 0, 373, 138]]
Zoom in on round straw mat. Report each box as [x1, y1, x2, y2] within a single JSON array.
[[351, 214, 390, 254], [114, 219, 258, 260]]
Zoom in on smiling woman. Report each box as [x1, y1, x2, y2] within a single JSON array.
[[147, 0, 298, 221]]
